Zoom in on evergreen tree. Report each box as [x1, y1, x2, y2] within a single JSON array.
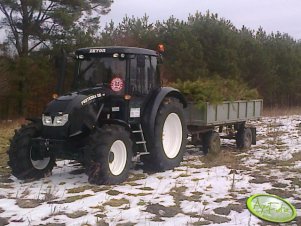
[[0, 0, 113, 56]]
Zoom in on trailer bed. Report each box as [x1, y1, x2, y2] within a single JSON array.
[[185, 99, 263, 127]]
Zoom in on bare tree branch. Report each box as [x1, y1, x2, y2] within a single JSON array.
[[28, 23, 55, 53]]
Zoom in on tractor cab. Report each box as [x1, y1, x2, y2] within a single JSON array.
[[73, 46, 161, 123], [74, 47, 160, 96]]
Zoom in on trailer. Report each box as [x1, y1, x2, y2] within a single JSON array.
[[8, 46, 262, 185], [185, 100, 262, 154], [186, 100, 262, 126]]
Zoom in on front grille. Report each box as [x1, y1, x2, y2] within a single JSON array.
[[42, 125, 69, 139]]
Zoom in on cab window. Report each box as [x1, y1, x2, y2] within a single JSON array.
[[130, 55, 158, 95]]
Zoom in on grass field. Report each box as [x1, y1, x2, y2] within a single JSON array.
[[0, 120, 25, 179]]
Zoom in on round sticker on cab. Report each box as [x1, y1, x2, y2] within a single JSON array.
[[110, 77, 124, 92], [247, 194, 297, 223]]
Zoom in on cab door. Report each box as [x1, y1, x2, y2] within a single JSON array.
[[128, 55, 159, 124]]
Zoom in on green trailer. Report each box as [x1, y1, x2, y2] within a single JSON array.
[[185, 99, 263, 154]]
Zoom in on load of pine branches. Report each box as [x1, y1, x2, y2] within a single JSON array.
[[171, 77, 259, 108]]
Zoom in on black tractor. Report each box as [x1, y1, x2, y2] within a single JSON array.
[[8, 46, 187, 184]]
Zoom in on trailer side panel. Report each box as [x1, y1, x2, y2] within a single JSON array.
[[186, 99, 263, 126]]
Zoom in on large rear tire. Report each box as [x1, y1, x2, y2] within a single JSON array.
[[142, 98, 187, 171], [8, 122, 55, 180], [85, 125, 133, 185]]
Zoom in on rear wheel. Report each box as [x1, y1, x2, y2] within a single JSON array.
[[202, 131, 221, 155], [8, 122, 55, 180], [236, 127, 252, 150], [142, 98, 187, 171], [85, 125, 132, 185]]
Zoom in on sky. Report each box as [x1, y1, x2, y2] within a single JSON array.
[[100, 0, 301, 40], [0, 0, 300, 41]]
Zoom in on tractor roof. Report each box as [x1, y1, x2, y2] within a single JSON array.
[[76, 46, 158, 56]]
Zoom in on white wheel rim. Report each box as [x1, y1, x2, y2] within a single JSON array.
[[30, 147, 50, 170], [109, 140, 127, 176], [162, 113, 183, 159]]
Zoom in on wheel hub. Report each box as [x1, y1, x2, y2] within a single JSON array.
[[109, 151, 115, 163], [30, 147, 43, 161], [30, 147, 51, 170]]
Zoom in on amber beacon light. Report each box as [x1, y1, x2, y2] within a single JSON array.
[[52, 93, 58, 99], [157, 44, 165, 53]]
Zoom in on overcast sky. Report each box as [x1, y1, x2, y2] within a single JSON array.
[[0, 0, 300, 42], [100, 0, 301, 40]]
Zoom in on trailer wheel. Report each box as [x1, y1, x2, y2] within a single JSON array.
[[236, 128, 252, 150], [203, 131, 221, 155], [85, 125, 132, 185], [8, 122, 55, 180], [143, 98, 187, 171]]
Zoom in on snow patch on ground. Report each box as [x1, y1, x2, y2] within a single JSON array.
[[0, 115, 301, 225]]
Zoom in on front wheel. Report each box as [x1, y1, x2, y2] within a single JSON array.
[[142, 98, 187, 171], [8, 122, 55, 180], [85, 125, 133, 185]]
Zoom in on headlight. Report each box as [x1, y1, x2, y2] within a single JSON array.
[[42, 115, 52, 126], [53, 114, 68, 126], [42, 114, 68, 126]]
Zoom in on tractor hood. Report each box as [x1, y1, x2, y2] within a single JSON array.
[[42, 88, 108, 138], [44, 88, 108, 115], [45, 92, 86, 115]]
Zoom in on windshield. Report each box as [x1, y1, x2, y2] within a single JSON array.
[[76, 57, 126, 90]]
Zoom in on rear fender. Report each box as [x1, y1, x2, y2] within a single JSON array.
[[143, 87, 187, 137]]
